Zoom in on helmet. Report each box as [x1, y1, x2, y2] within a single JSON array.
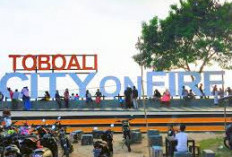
[[4, 145, 20, 156], [0, 125, 3, 132]]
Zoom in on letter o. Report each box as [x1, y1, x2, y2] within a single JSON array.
[[52, 54, 66, 70], [100, 76, 121, 97], [22, 55, 37, 71]]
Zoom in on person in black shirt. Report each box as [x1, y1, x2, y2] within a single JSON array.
[[55, 90, 62, 108], [167, 125, 175, 137], [124, 87, 132, 108], [199, 83, 205, 99], [86, 90, 93, 103], [102, 129, 113, 154], [132, 86, 138, 109], [154, 89, 161, 101]]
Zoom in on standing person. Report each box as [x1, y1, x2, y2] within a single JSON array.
[[124, 88, 128, 108], [226, 87, 232, 96], [124, 87, 132, 109], [86, 90, 93, 103], [175, 124, 188, 153], [218, 88, 224, 98], [7, 88, 14, 109], [132, 86, 138, 109], [199, 83, 205, 98], [12, 89, 19, 110], [0, 91, 4, 103], [7, 88, 14, 100], [64, 89, 69, 108], [212, 85, 219, 105], [226, 87, 232, 105], [55, 90, 62, 109], [21, 87, 31, 110], [181, 86, 188, 100], [128, 87, 133, 108], [95, 89, 102, 104]]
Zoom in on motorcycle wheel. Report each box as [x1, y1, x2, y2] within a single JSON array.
[[224, 137, 232, 150], [0, 150, 4, 157], [64, 149, 69, 157]]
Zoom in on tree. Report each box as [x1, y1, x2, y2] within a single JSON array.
[[134, 0, 232, 73]]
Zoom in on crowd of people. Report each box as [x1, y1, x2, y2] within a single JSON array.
[[153, 84, 232, 106], [0, 87, 32, 110], [1, 83, 232, 110], [0, 87, 103, 110], [123, 86, 139, 109]]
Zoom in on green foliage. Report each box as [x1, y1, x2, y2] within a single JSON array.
[[199, 137, 232, 157], [134, 0, 232, 72]]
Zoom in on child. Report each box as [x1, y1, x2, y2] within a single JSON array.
[[75, 93, 79, 100], [119, 97, 124, 108]]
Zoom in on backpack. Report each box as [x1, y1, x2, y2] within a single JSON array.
[[122, 121, 130, 132], [101, 132, 108, 141]]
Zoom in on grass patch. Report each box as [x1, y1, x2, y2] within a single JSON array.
[[199, 137, 232, 157]]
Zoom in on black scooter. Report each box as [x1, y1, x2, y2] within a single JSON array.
[[33, 125, 58, 157], [59, 128, 73, 157]]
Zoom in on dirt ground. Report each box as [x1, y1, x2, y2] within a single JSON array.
[[68, 132, 224, 157]]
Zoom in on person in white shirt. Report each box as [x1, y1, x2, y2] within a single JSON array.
[[175, 124, 188, 152], [70, 93, 75, 100]]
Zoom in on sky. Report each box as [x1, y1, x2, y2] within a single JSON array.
[[0, 0, 231, 96]]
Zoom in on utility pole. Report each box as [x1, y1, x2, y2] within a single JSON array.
[[141, 65, 148, 130], [136, 37, 149, 131]]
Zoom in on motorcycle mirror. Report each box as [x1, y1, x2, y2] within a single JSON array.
[[42, 119, 46, 123], [93, 127, 98, 130], [110, 124, 114, 127], [58, 116, 61, 120], [52, 125, 55, 130]]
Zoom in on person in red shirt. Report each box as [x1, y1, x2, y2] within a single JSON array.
[[161, 89, 171, 106], [7, 88, 14, 109], [7, 88, 13, 99]]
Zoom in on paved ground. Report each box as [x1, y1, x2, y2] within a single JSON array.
[[69, 132, 225, 157]]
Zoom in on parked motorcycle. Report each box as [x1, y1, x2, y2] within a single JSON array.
[[0, 133, 22, 157], [59, 128, 73, 157], [224, 124, 232, 149]]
